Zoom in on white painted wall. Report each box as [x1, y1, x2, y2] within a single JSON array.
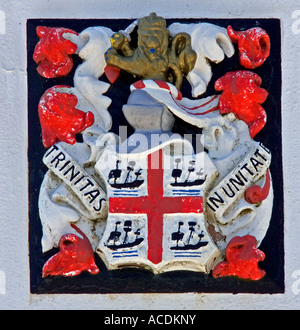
[[0, 0, 299, 309]]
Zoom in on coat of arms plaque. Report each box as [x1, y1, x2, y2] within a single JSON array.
[[27, 14, 283, 293]]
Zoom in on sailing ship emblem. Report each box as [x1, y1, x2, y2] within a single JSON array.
[[171, 221, 208, 250], [95, 141, 220, 274], [171, 158, 207, 187], [108, 160, 144, 189], [104, 220, 144, 250]]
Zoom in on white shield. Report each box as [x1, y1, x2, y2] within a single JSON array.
[[95, 140, 220, 274]]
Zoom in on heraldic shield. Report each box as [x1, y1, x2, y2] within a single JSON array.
[[95, 140, 220, 274]]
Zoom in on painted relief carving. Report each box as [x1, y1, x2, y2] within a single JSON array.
[[42, 224, 100, 277], [38, 86, 94, 148], [212, 235, 266, 280], [33, 27, 78, 78], [105, 13, 197, 90], [227, 26, 271, 69], [32, 13, 276, 283]]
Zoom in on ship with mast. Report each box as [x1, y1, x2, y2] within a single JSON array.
[[171, 221, 208, 250], [104, 220, 144, 250], [171, 159, 206, 187], [108, 160, 144, 189]]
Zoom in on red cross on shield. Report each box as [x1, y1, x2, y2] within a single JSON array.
[[106, 149, 204, 265]]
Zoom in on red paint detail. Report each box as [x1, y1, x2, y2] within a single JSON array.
[[245, 169, 271, 204], [215, 70, 268, 138], [227, 25, 271, 69], [42, 224, 99, 277], [154, 80, 171, 91], [134, 79, 183, 100], [170, 92, 219, 115], [212, 235, 265, 280], [33, 26, 78, 78], [104, 65, 121, 83], [176, 90, 183, 101], [38, 85, 94, 148], [153, 80, 183, 100], [133, 80, 146, 89], [109, 150, 203, 264]]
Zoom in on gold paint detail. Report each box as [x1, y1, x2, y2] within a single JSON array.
[[105, 13, 197, 90]]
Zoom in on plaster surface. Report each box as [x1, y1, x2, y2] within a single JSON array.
[[0, 0, 299, 310]]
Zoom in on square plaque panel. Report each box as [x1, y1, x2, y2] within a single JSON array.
[[27, 17, 283, 294]]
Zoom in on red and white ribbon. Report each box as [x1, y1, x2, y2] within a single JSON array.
[[130, 80, 220, 124]]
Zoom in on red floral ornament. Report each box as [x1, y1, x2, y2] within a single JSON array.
[[42, 224, 99, 277], [212, 235, 265, 280], [33, 26, 78, 78], [245, 169, 271, 204], [227, 26, 270, 69], [215, 70, 268, 138], [38, 85, 94, 148]]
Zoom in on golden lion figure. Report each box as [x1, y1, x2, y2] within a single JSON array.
[[105, 12, 197, 90]]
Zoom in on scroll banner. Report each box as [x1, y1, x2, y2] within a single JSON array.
[[206, 142, 271, 224], [43, 144, 107, 219]]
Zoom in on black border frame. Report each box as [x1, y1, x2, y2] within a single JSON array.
[[27, 18, 284, 294]]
